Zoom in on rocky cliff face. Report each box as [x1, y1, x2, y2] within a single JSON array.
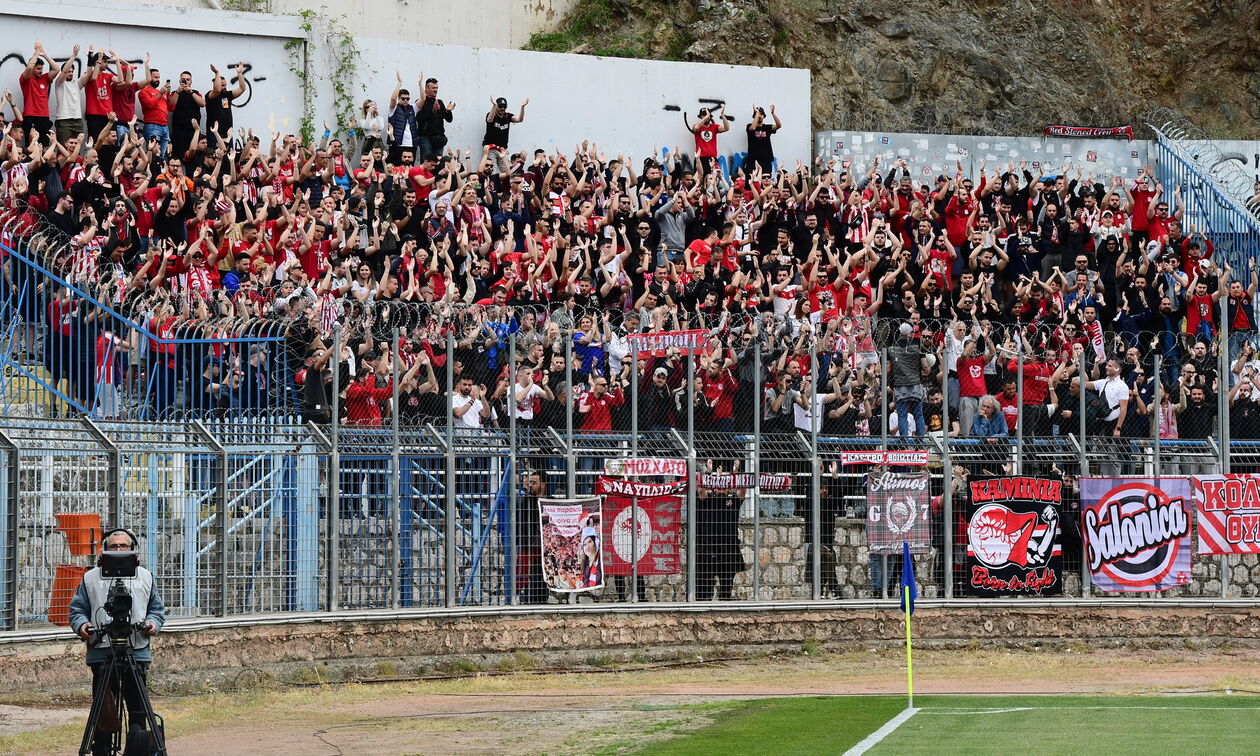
[[528, 0, 1260, 138]]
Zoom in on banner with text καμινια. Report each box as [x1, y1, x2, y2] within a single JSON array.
[[966, 476, 1063, 597]]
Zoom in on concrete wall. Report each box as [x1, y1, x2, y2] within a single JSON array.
[[0, 0, 309, 134], [0, 0, 813, 165], [18, 0, 579, 49]]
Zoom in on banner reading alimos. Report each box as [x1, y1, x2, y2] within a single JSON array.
[[966, 476, 1062, 597], [865, 471, 931, 555], [538, 497, 604, 592]]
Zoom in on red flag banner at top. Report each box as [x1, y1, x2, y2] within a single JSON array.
[[1043, 125, 1134, 141]]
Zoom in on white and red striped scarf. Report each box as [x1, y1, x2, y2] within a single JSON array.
[[1083, 318, 1105, 361]]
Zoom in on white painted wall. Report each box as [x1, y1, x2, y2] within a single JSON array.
[[343, 38, 814, 167], [22, 0, 580, 53], [0, 0, 814, 167], [0, 0, 308, 135]]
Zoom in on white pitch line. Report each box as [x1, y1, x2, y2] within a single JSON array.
[[842, 707, 919, 756], [921, 705, 1260, 714]]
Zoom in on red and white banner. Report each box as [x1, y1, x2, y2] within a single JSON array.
[[627, 329, 710, 356], [601, 494, 682, 576], [1194, 474, 1260, 554], [604, 457, 687, 477], [1043, 125, 1135, 141], [539, 497, 604, 592], [597, 477, 686, 497], [840, 450, 929, 466], [1081, 478, 1191, 592], [697, 472, 791, 491]]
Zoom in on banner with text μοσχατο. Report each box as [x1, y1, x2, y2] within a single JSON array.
[[865, 472, 932, 555], [539, 497, 604, 592], [966, 476, 1063, 597]]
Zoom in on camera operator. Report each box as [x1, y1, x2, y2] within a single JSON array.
[[68, 528, 167, 756]]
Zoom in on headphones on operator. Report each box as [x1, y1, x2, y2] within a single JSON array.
[[100, 527, 139, 550]]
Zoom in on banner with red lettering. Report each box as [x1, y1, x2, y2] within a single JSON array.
[[600, 493, 682, 576], [628, 329, 710, 356], [1081, 478, 1192, 592], [966, 476, 1062, 597], [539, 497, 604, 592], [597, 477, 686, 498], [1193, 474, 1260, 554], [604, 457, 687, 477], [865, 472, 931, 554], [1043, 125, 1135, 141], [697, 472, 791, 491], [840, 450, 930, 466]]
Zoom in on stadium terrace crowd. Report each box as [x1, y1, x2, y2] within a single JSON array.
[[2, 42, 1260, 441]]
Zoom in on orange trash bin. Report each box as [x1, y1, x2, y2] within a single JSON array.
[[54, 513, 103, 557], [48, 564, 89, 626]]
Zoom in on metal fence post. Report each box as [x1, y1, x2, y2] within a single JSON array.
[[390, 328, 401, 610], [445, 329, 456, 609], [686, 354, 696, 603], [508, 333, 518, 605], [1153, 355, 1162, 477], [193, 421, 228, 617], [1220, 295, 1231, 597], [565, 331, 575, 497], [1015, 353, 1024, 475], [329, 324, 342, 612], [880, 347, 888, 599], [810, 345, 821, 600], [752, 339, 762, 601], [0, 428, 19, 631], [941, 349, 952, 599], [82, 418, 121, 527], [629, 335, 639, 604], [1077, 351, 1090, 599]]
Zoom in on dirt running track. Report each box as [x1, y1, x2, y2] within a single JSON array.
[[7, 648, 1260, 755]]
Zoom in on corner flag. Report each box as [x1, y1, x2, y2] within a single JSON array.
[[899, 541, 917, 615], [900, 540, 916, 708]]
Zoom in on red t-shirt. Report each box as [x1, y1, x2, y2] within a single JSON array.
[[84, 71, 115, 117], [19, 72, 54, 118], [1006, 359, 1052, 405], [407, 166, 435, 200], [693, 123, 720, 158], [346, 377, 393, 425], [1185, 293, 1214, 333], [997, 392, 1019, 431], [687, 238, 713, 267], [112, 78, 140, 123], [956, 355, 987, 398], [579, 388, 624, 431], [943, 195, 974, 247], [700, 370, 739, 420], [1130, 187, 1156, 232], [138, 86, 169, 126]]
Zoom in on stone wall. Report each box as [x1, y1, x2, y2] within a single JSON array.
[[6, 604, 1260, 694]]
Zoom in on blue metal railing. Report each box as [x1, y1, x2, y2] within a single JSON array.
[[0, 214, 296, 421], [1150, 128, 1260, 274]]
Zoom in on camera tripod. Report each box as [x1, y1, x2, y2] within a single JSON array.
[[78, 628, 167, 756]]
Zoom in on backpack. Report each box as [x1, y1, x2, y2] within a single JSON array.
[[1084, 386, 1115, 431]]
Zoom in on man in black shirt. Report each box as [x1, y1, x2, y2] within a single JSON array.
[[483, 96, 527, 174], [205, 63, 247, 148], [515, 470, 549, 604], [745, 105, 781, 174], [1176, 383, 1214, 439], [416, 77, 454, 160], [168, 70, 204, 163]]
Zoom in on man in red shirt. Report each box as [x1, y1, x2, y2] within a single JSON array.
[[686, 104, 728, 175], [345, 363, 394, 426], [110, 59, 140, 142], [1006, 349, 1054, 436], [955, 335, 991, 437], [699, 359, 739, 434], [684, 225, 719, 274], [577, 374, 624, 493], [82, 51, 116, 141], [137, 54, 171, 157], [996, 378, 1019, 433], [18, 41, 56, 148]]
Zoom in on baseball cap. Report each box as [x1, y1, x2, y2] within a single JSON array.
[[899, 322, 913, 336], [653, 367, 668, 377], [495, 97, 508, 108]]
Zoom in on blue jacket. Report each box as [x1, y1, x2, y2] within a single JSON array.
[[971, 412, 1009, 437], [69, 565, 166, 665]]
